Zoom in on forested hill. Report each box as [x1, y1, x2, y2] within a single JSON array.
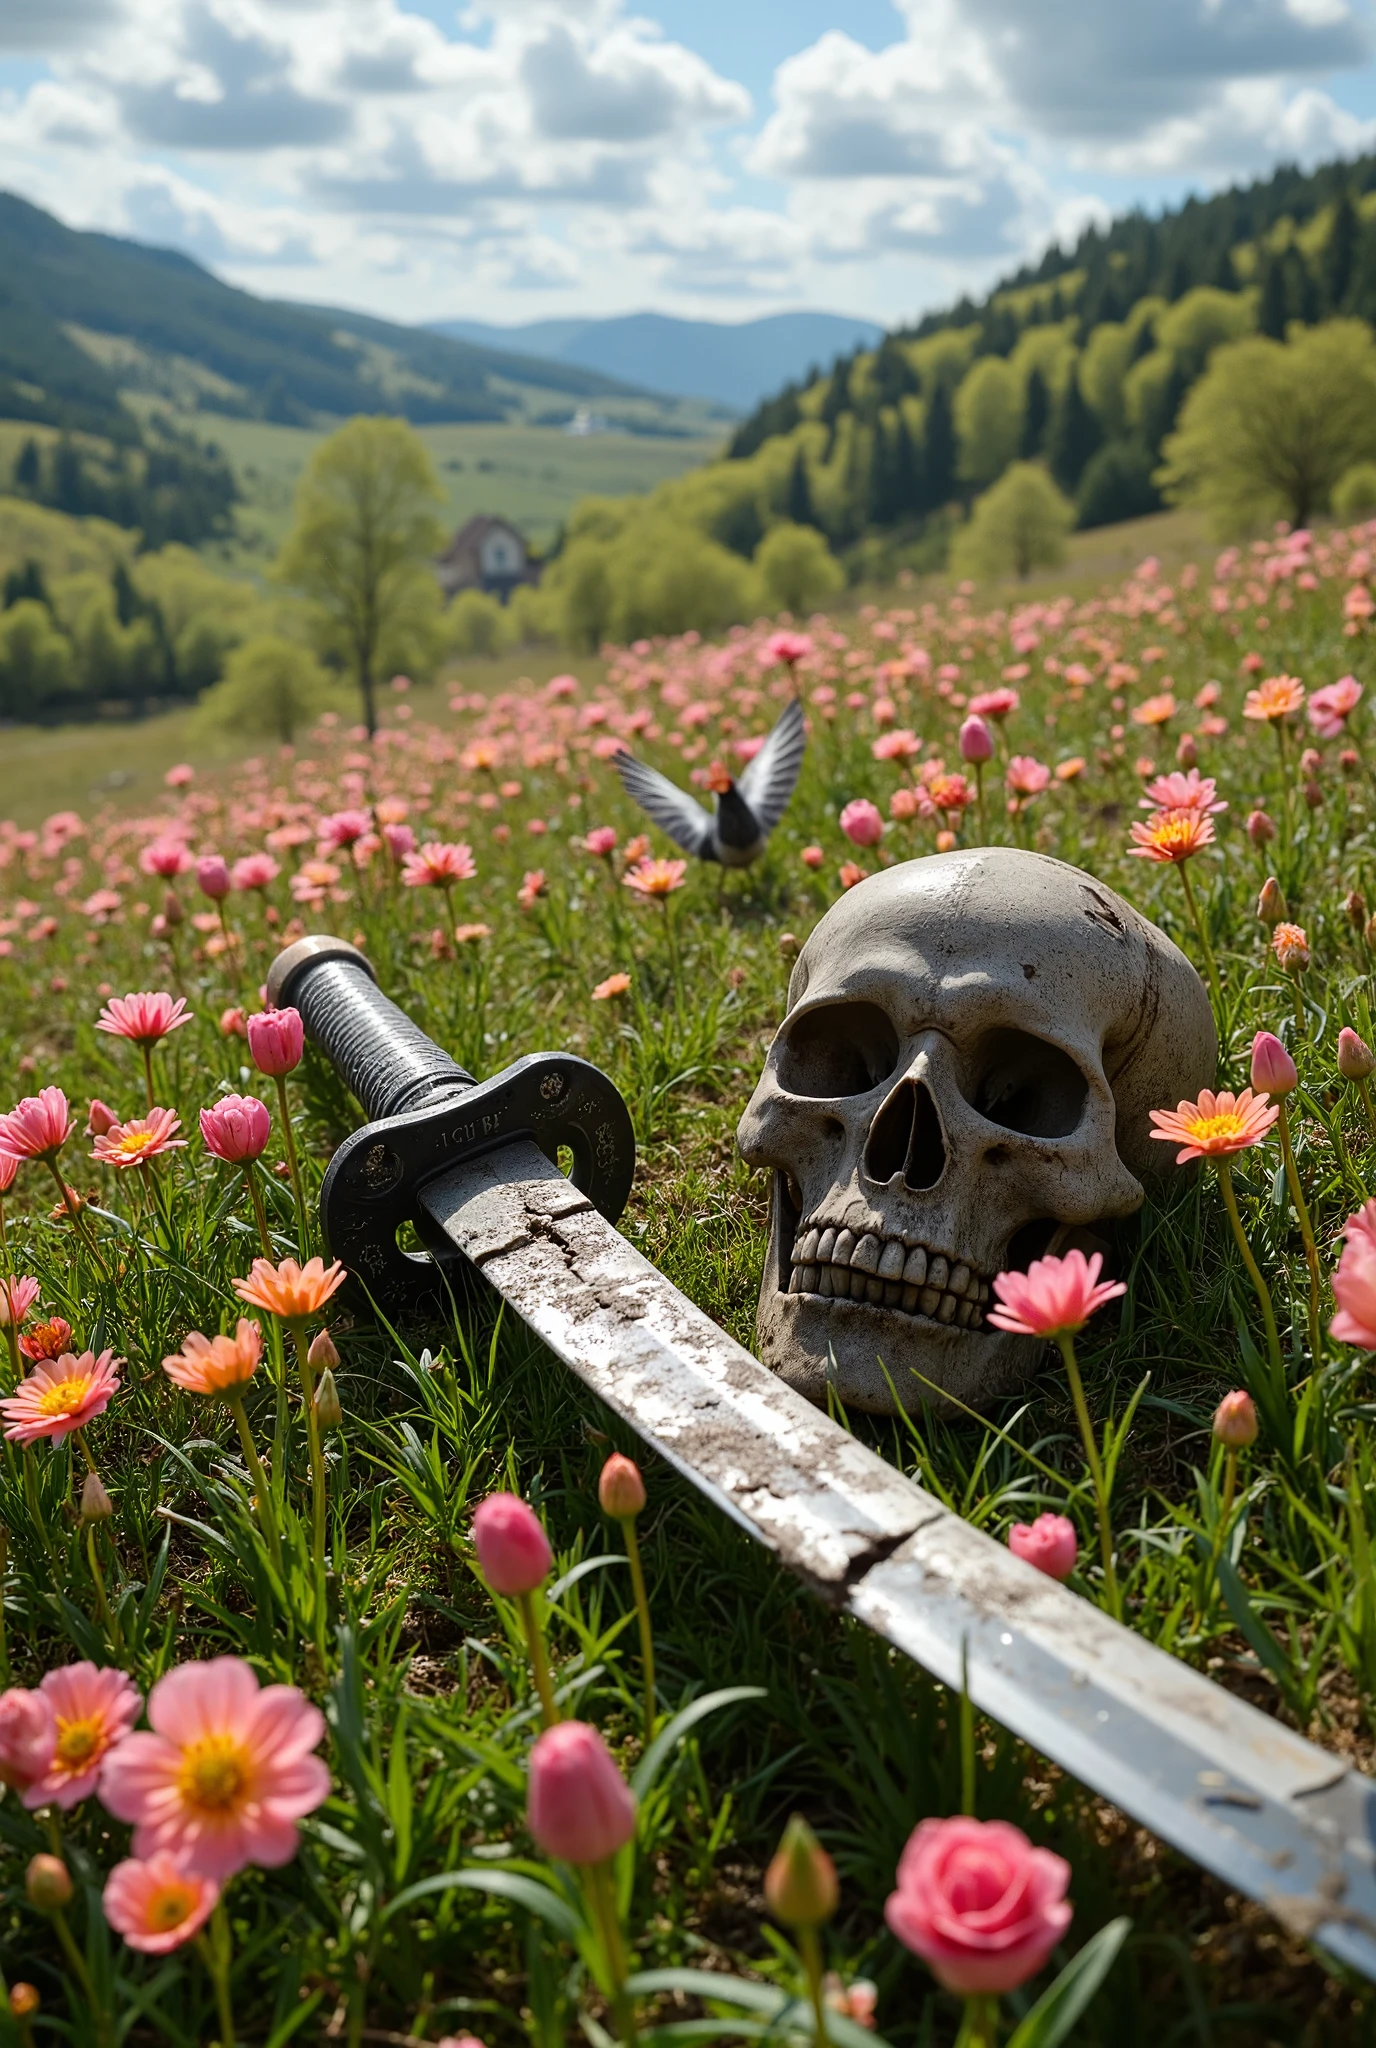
[[723, 150, 1376, 552]]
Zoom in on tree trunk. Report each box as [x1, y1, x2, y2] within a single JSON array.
[[359, 654, 377, 738]]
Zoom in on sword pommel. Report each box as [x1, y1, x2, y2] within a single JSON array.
[[268, 934, 636, 1317]]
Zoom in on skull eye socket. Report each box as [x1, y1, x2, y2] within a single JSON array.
[[776, 1002, 899, 1099], [964, 1028, 1088, 1138]]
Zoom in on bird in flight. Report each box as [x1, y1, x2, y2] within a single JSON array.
[[614, 697, 807, 868]]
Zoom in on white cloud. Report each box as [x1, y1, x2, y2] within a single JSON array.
[[0, 0, 125, 54]]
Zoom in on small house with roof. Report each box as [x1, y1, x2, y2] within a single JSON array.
[[436, 517, 538, 604]]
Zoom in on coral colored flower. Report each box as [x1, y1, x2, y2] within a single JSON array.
[[91, 1109, 185, 1169], [839, 861, 868, 889], [473, 1493, 553, 1595], [839, 799, 884, 846], [28, 1664, 141, 1810], [623, 835, 651, 864], [1213, 1390, 1258, 1448], [1309, 676, 1363, 738], [402, 841, 477, 888], [1, 1350, 122, 1445], [231, 853, 279, 892], [1250, 1031, 1297, 1098], [0, 1088, 76, 1162], [1330, 1202, 1376, 1348], [163, 1321, 263, 1397], [925, 773, 972, 815], [1131, 692, 1176, 727], [1140, 769, 1226, 815], [873, 728, 921, 762], [1243, 674, 1305, 722], [592, 972, 631, 1000], [247, 1006, 305, 1078], [220, 1007, 247, 1040], [104, 1854, 218, 1954], [0, 1152, 14, 1195], [453, 923, 491, 944], [623, 857, 688, 898], [1005, 756, 1050, 799], [0, 1689, 57, 1793], [1149, 1087, 1278, 1163], [199, 1096, 270, 1164], [0, 1276, 40, 1329], [95, 991, 191, 1048], [518, 868, 547, 909], [1008, 1514, 1078, 1581], [1128, 807, 1215, 863], [19, 1316, 73, 1363], [987, 1250, 1125, 1340], [98, 1657, 330, 1881], [801, 845, 824, 869], [139, 840, 193, 879], [527, 1721, 637, 1865], [968, 688, 1019, 721], [885, 1817, 1072, 1996], [584, 827, 617, 857], [1273, 922, 1310, 972], [234, 1256, 346, 1322], [1054, 757, 1086, 781]]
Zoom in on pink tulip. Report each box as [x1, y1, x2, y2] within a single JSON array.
[[1250, 1031, 1297, 1099], [1338, 1028, 1375, 1081], [472, 1493, 552, 1596], [527, 1720, 637, 1864], [196, 856, 232, 902], [987, 1250, 1125, 1340], [885, 1816, 1072, 1995], [247, 1008, 304, 1078], [959, 715, 994, 763], [86, 1099, 119, 1138], [0, 1689, 56, 1793], [839, 800, 884, 848], [1008, 1514, 1078, 1581], [200, 1095, 271, 1164], [1213, 1391, 1258, 1448]]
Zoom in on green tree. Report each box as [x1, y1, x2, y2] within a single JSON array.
[[1019, 367, 1050, 457], [1157, 319, 1376, 531], [13, 438, 40, 493], [0, 600, 77, 720], [950, 462, 1075, 582], [785, 447, 818, 528], [755, 522, 844, 614], [955, 356, 1022, 486], [1047, 372, 1102, 493], [448, 588, 510, 657], [275, 416, 445, 735], [196, 634, 336, 746], [919, 384, 958, 511], [1333, 461, 1376, 522]]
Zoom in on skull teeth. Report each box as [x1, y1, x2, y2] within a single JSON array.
[[788, 1221, 988, 1328]]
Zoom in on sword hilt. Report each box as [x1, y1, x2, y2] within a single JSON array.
[[265, 935, 637, 1319]]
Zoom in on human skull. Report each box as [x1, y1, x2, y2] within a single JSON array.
[[737, 848, 1216, 1414]]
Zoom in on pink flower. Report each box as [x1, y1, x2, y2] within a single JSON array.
[[1338, 1027, 1376, 1081], [200, 1095, 271, 1164], [1213, 1390, 1258, 1448], [0, 1276, 40, 1329], [1250, 1031, 1297, 1098], [1139, 769, 1226, 815], [987, 1250, 1125, 1340], [1246, 809, 1277, 846], [196, 856, 232, 902], [584, 827, 618, 857], [1008, 1515, 1078, 1581], [0, 1689, 57, 1793], [318, 808, 371, 850], [959, 715, 994, 764], [402, 841, 477, 889], [231, 853, 279, 892], [91, 1108, 185, 1169], [28, 1664, 142, 1810], [103, 1853, 218, 1954], [86, 1099, 119, 1138], [839, 800, 884, 847], [1308, 675, 1363, 738], [968, 688, 1019, 721], [381, 822, 415, 862], [165, 763, 194, 789], [95, 991, 192, 1049], [140, 840, 192, 879], [1, 1350, 122, 1444], [527, 1721, 637, 1865], [98, 1656, 330, 1881], [0, 1087, 76, 1162], [1005, 756, 1051, 799], [247, 1008, 304, 1078], [1331, 1201, 1376, 1348], [472, 1493, 552, 1596], [801, 845, 824, 869], [763, 630, 813, 669], [885, 1817, 1072, 1995]]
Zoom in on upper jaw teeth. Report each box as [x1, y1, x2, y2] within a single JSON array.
[[787, 1218, 990, 1328]]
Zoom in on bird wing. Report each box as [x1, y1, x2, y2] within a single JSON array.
[[737, 697, 807, 835], [614, 750, 716, 857]]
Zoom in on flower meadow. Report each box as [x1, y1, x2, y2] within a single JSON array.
[[5, 529, 1376, 2043]]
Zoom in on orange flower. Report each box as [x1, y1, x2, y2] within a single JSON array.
[[162, 1320, 263, 1396], [1054, 757, 1086, 781], [1131, 693, 1176, 727], [623, 857, 687, 898], [233, 1256, 346, 1322], [1149, 1088, 1278, 1163], [592, 972, 632, 1000], [1273, 921, 1311, 972], [1127, 807, 1215, 864], [1243, 674, 1305, 722]]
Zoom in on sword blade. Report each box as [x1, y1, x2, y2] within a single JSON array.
[[420, 1140, 1376, 1976]]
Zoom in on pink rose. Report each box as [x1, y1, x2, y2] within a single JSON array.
[[885, 1816, 1071, 1995], [1007, 1513, 1078, 1581]]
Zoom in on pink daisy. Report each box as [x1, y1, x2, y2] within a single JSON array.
[[94, 992, 192, 1049], [987, 1249, 1125, 1340], [27, 1663, 142, 1810], [0, 1350, 122, 1445], [103, 1854, 219, 1954]]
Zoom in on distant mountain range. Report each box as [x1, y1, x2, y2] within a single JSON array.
[[426, 312, 885, 412], [0, 190, 650, 444]]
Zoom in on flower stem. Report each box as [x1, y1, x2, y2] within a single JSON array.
[[1177, 860, 1223, 1013], [1056, 1333, 1120, 1621], [86, 1523, 122, 1658], [799, 1926, 829, 2048], [290, 1324, 327, 1603], [1359, 1077, 1376, 1142], [1217, 1159, 1285, 1387], [1276, 1099, 1323, 1363], [619, 1514, 657, 1746], [516, 1588, 559, 1727], [197, 1903, 236, 2048], [22, 1446, 50, 1557], [242, 1165, 274, 1258], [0, 1525, 10, 1687], [51, 1904, 110, 2048], [225, 1388, 284, 1583], [274, 1077, 308, 1251], [583, 1858, 635, 2048], [43, 1159, 102, 1270], [140, 1044, 155, 1114], [957, 1995, 999, 2048], [2, 1321, 18, 1388]]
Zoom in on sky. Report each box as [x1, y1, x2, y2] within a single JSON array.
[[3, 0, 1376, 332]]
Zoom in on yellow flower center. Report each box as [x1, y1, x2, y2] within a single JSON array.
[[37, 1376, 94, 1419], [150, 1883, 195, 1930], [1187, 1113, 1247, 1145], [113, 1130, 158, 1158], [55, 1715, 102, 1768], [180, 1734, 248, 1812]]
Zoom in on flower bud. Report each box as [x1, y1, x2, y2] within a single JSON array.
[[161, 888, 185, 928], [1247, 809, 1277, 846], [778, 932, 800, 960], [246, 1006, 304, 1078], [472, 1492, 552, 1596], [1256, 876, 1286, 927], [1301, 747, 1322, 777], [1342, 748, 1361, 775], [10, 1984, 38, 2019], [958, 715, 994, 764], [196, 855, 232, 902], [1175, 732, 1198, 769], [1213, 1389, 1258, 1449], [313, 1367, 343, 1428], [86, 1099, 118, 1139], [0, 1689, 55, 1793], [598, 1452, 646, 1520], [1008, 1513, 1078, 1581], [1250, 1030, 1297, 1098], [1338, 1027, 1376, 1081], [308, 1328, 339, 1373], [1346, 890, 1369, 932], [80, 1469, 113, 1522], [26, 1855, 72, 1913], [765, 1815, 839, 1930], [1304, 780, 1324, 811], [527, 1720, 637, 1864]]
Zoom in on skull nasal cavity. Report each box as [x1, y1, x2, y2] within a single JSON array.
[[864, 1080, 947, 1191]]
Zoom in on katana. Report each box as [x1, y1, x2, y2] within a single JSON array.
[[268, 934, 1376, 1978]]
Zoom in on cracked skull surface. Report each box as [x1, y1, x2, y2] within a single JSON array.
[[737, 848, 1217, 1414]]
